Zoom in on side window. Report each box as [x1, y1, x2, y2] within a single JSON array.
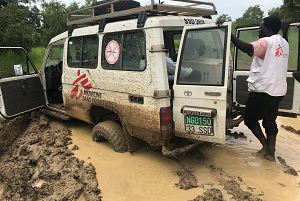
[[102, 31, 146, 71], [46, 45, 64, 66], [279, 25, 299, 71], [236, 26, 299, 71], [67, 35, 98, 68], [177, 27, 227, 86], [236, 29, 258, 70], [0, 48, 37, 79]]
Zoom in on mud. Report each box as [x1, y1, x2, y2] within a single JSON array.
[[0, 113, 31, 155], [277, 156, 298, 176], [208, 164, 263, 201], [281, 125, 300, 135], [226, 130, 247, 139], [174, 166, 198, 190], [189, 188, 226, 201], [0, 114, 101, 200]]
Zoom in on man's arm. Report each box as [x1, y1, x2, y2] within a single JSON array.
[[281, 20, 290, 42], [231, 34, 253, 55]]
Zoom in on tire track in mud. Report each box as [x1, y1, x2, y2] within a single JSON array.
[[173, 148, 264, 201], [0, 113, 101, 200]]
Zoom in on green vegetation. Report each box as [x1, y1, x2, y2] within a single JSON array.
[[28, 47, 46, 69], [0, 47, 46, 78]]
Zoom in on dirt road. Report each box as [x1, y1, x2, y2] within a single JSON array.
[[0, 115, 299, 200], [70, 116, 300, 201]]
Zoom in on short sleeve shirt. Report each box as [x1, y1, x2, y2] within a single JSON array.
[[250, 38, 268, 59]]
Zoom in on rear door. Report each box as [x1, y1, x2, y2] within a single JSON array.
[[0, 47, 46, 118], [173, 22, 232, 144], [233, 23, 300, 117]]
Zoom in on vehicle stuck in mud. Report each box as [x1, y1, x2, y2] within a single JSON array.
[[1, 0, 300, 157]]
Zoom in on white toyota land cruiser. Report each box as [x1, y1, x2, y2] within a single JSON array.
[[1, 0, 300, 156]]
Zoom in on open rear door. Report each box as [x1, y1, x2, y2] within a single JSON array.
[[0, 47, 46, 118], [233, 23, 300, 117], [172, 22, 232, 144]]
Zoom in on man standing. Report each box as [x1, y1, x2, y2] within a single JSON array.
[[230, 17, 290, 161]]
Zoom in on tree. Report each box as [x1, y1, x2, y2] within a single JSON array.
[[41, 1, 81, 46], [83, 0, 97, 7], [41, 1, 68, 46], [217, 14, 232, 22], [280, 0, 300, 20], [0, 0, 44, 47], [268, 7, 283, 18], [0, 4, 36, 50], [235, 5, 264, 26]]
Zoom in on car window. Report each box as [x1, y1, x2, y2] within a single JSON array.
[[236, 25, 299, 71], [0, 48, 37, 78], [67, 35, 98, 68], [46, 45, 64, 66], [102, 31, 146, 71], [177, 27, 227, 86]]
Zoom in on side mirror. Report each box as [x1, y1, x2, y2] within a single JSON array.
[[14, 64, 23, 76]]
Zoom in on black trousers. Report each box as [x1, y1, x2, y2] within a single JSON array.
[[244, 92, 283, 135]]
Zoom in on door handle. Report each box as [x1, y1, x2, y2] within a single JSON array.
[[22, 85, 26, 95]]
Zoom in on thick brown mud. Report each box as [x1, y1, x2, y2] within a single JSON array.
[[1, 115, 299, 200], [281, 125, 300, 135], [69, 117, 300, 201], [0, 114, 101, 200]]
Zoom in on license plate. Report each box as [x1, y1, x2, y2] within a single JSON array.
[[185, 115, 213, 135]]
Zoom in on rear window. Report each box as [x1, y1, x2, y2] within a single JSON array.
[[177, 27, 227, 86]]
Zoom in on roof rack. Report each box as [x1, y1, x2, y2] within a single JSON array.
[[67, 0, 217, 26]]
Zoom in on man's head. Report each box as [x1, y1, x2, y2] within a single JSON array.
[[259, 16, 281, 38]]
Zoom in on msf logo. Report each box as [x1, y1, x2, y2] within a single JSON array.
[[275, 44, 283, 57], [71, 70, 92, 100]]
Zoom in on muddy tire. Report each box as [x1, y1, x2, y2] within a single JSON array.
[[92, 120, 128, 153], [93, 0, 140, 16]]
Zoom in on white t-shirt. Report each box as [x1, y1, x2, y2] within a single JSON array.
[[247, 34, 289, 96]]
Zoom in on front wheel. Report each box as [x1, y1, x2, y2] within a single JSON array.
[[92, 120, 128, 153]]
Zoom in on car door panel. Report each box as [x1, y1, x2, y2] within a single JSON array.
[[0, 47, 46, 118], [173, 22, 232, 144], [233, 23, 300, 116]]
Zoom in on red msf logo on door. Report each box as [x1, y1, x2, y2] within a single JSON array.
[[71, 70, 92, 100]]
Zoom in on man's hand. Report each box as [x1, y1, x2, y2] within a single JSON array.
[[215, 19, 225, 26], [281, 20, 290, 32]]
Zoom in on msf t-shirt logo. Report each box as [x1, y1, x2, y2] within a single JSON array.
[[275, 44, 283, 57], [71, 70, 92, 100]]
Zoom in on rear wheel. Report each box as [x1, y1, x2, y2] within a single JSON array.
[[92, 120, 128, 153]]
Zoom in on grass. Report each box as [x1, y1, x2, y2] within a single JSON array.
[[0, 47, 46, 78], [28, 47, 46, 70]]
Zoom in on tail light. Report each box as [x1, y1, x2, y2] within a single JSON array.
[[160, 107, 173, 138]]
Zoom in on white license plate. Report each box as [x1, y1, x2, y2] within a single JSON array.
[[185, 115, 213, 136]]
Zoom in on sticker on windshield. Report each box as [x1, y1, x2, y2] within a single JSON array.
[[105, 40, 119, 64]]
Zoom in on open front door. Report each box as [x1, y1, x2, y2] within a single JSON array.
[[233, 23, 300, 117], [173, 22, 232, 144], [0, 47, 46, 118]]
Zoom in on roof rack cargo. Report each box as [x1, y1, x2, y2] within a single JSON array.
[[67, 0, 217, 26]]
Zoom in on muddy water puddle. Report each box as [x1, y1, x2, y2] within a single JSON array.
[[70, 116, 300, 201]]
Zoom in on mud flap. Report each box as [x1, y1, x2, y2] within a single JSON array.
[[123, 127, 145, 153]]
